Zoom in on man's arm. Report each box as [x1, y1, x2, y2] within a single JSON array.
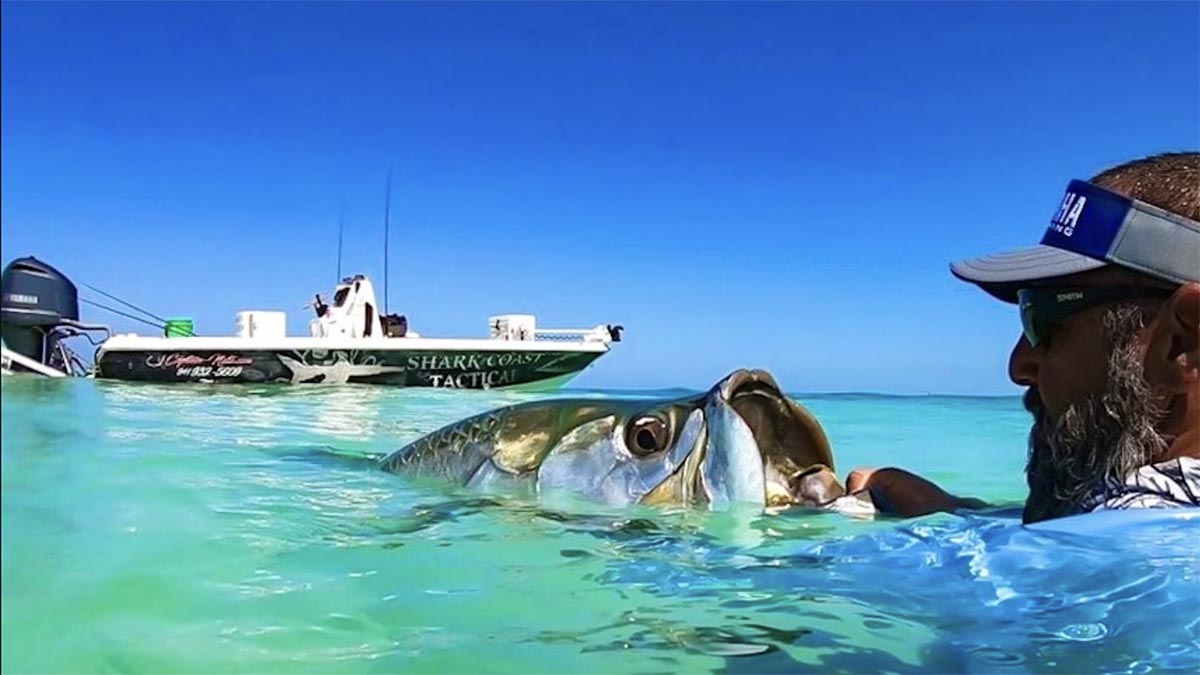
[[847, 467, 989, 517]]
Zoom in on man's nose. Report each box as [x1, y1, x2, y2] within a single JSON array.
[[1008, 334, 1039, 386]]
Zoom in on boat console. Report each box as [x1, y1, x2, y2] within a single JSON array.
[[307, 274, 416, 339]]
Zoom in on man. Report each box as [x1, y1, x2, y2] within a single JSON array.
[[847, 152, 1200, 523]]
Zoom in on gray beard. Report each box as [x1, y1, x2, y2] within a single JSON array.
[[1022, 304, 1168, 524]]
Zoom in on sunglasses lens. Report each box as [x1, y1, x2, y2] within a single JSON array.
[[1018, 291, 1041, 347]]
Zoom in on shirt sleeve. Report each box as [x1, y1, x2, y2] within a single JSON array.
[[1087, 458, 1200, 512]]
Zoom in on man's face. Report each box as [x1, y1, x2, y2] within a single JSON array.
[[1008, 268, 1170, 522], [1008, 269, 1135, 417]]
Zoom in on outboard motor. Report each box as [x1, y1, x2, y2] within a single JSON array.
[[1, 256, 106, 376]]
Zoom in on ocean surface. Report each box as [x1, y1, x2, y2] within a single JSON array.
[[2, 376, 1197, 674]]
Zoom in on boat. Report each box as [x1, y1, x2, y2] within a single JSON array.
[[2, 256, 622, 389]]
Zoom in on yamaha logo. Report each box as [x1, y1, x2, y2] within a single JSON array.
[[1049, 191, 1087, 237]]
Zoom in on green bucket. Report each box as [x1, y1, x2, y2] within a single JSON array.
[[164, 318, 195, 338]]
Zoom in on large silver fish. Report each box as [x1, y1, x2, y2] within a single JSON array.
[[380, 369, 857, 510]]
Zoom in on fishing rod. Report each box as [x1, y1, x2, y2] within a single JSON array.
[[337, 198, 345, 283], [79, 298, 166, 330], [81, 281, 169, 324], [383, 165, 393, 314]]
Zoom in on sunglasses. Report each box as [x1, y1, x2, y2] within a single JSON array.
[[1017, 285, 1176, 347]]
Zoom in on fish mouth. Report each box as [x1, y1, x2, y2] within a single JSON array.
[[707, 369, 840, 508]]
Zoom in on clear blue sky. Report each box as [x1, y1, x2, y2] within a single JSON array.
[[2, 2, 1197, 393]]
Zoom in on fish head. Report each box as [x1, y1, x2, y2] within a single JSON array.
[[636, 368, 838, 509], [381, 369, 838, 510]]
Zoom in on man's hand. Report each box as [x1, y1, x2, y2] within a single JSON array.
[[846, 467, 988, 517]]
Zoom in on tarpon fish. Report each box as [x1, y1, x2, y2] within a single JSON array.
[[381, 369, 871, 513]]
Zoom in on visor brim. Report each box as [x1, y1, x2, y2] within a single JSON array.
[[950, 245, 1108, 303]]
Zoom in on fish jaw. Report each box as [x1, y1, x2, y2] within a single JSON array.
[[700, 395, 767, 508], [696, 369, 840, 510]]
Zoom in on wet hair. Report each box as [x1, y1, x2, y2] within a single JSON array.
[[1022, 303, 1168, 523], [1090, 151, 1200, 220], [1078, 152, 1199, 289]]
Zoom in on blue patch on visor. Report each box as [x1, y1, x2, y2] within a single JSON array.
[[1040, 179, 1132, 262]]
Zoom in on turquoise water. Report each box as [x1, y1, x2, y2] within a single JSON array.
[[2, 377, 1197, 674]]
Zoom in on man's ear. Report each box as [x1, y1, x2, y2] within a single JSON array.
[[1144, 283, 1200, 393]]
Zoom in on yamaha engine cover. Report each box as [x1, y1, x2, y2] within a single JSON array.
[[1, 256, 80, 363]]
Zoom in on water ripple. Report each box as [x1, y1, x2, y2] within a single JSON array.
[[3, 378, 1198, 674]]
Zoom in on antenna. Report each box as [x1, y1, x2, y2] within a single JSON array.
[[336, 198, 345, 283], [383, 165, 393, 314]]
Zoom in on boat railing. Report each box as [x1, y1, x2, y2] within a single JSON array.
[[530, 325, 622, 344], [1, 344, 69, 378]]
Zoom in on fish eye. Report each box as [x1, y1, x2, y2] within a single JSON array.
[[627, 416, 670, 455]]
